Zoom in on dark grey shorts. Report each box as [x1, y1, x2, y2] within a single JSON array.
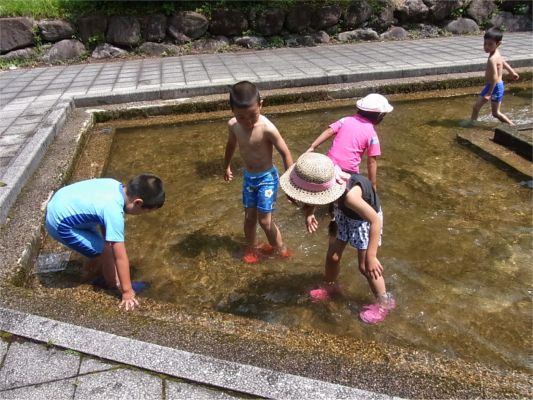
[[334, 206, 383, 250]]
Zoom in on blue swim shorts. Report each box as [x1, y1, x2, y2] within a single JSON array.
[[46, 219, 104, 258], [334, 206, 383, 250], [242, 166, 279, 213], [480, 81, 504, 103]]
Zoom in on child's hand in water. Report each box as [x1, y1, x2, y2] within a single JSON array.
[[119, 289, 139, 311], [224, 167, 233, 182], [511, 71, 519, 80], [365, 257, 383, 280], [306, 214, 318, 233]]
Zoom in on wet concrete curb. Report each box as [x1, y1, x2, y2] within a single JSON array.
[[0, 307, 397, 400]]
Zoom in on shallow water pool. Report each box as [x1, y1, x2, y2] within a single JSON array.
[[104, 86, 532, 372]]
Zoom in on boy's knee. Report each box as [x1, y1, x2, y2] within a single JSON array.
[[258, 215, 272, 229]]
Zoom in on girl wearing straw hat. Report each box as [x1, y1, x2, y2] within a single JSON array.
[[280, 152, 395, 324]]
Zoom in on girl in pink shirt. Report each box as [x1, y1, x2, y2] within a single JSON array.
[[307, 93, 393, 189]]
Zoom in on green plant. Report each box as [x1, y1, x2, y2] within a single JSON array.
[[450, 6, 468, 18], [162, 1, 175, 16], [46, 339, 55, 349], [268, 36, 285, 48], [64, 349, 80, 356], [86, 33, 105, 50], [513, 3, 529, 15]]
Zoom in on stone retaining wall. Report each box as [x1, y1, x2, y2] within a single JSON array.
[[0, 0, 531, 64]]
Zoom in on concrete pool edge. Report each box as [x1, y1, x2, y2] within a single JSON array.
[[1, 77, 532, 398], [89, 69, 533, 123], [0, 306, 397, 400]]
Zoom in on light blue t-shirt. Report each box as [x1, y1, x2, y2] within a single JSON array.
[[46, 178, 126, 242]]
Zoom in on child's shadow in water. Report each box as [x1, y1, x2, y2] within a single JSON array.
[[172, 230, 242, 258], [195, 159, 243, 179], [217, 271, 370, 325]]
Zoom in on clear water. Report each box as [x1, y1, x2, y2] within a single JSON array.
[[105, 87, 533, 371]]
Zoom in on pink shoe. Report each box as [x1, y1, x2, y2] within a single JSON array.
[[359, 294, 396, 324], [309, 284, 342, 302]]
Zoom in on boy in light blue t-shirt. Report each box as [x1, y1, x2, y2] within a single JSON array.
[[46, 174, 165, 311]]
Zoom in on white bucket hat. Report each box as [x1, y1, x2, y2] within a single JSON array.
[[356, 93, 393, 113], [280, 153, 347, 205]]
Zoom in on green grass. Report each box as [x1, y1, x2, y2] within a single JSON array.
[[0, 0, 65, 19]]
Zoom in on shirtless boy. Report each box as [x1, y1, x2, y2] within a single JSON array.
[[471, 28, 519, 125], [223, 81, 294, 263]]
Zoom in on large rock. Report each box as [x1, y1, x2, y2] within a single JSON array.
[[0, 47, 38, 61], [107, 16, 141, 47], [42, 39, 85, 63], [424, 0, 461, 22], [38, 19, 74, 42], [234, 36, 267, 49], [380, 26, 409, 40], [192, 36, 230, 52], [311, 5, 342, 29], [417, 23, 440, 38], [76, 16, 107, 43], [467, 0, 497, 24], [338, 28, 379, 41], [284, 34, 316, 47], [489, 11, 532, 32], [312, 30, 330, 44], [369, 0, 397, 30], [395, 0, 429, 23], [285, 4, 313, 33], [445, 18, 480, 34], [91, 43, 128, 59], [254, 8, 285, 36], [209, 9, 247, 36], [142, 14, 166, 42], [138, 42, 180, 56], [0, 17, 34, 54], [167, 27, 191, 44], [167, 11, 208, 40], [344, 0, 373, 29]]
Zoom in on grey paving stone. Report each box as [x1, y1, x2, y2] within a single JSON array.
[[165, 380, 242, 399], [0, 144, 21, 158], [0, 379, 76, 399], [79, 356, 115, 374], [0, 341, 80, 390], [0, 134, 27, 146], [74, 368, 162, 400], [0, 338, 8, 361]]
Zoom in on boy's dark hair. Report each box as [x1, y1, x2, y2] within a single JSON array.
[[229, 81, 260, 108], [484, 27, 503, 42], [357, 109, 385, 124], [126, 174, 165, 209]]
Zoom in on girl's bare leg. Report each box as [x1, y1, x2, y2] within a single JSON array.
[[358, 249, 387, 299], [324, 239, 348, 282]]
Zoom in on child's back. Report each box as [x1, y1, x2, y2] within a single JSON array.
[[308, 93, 392, 188]]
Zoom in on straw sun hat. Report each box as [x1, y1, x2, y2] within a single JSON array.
[[280, 153, 347, 205]]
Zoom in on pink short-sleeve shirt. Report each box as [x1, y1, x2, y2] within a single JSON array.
[[326, 114, 381, 173]]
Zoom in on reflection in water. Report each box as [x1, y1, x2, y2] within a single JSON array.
[[105, 87, 532, 372]]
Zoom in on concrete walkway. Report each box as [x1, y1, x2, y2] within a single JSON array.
[[0, 33, 532, 398], [0, 32, 532, 222]]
